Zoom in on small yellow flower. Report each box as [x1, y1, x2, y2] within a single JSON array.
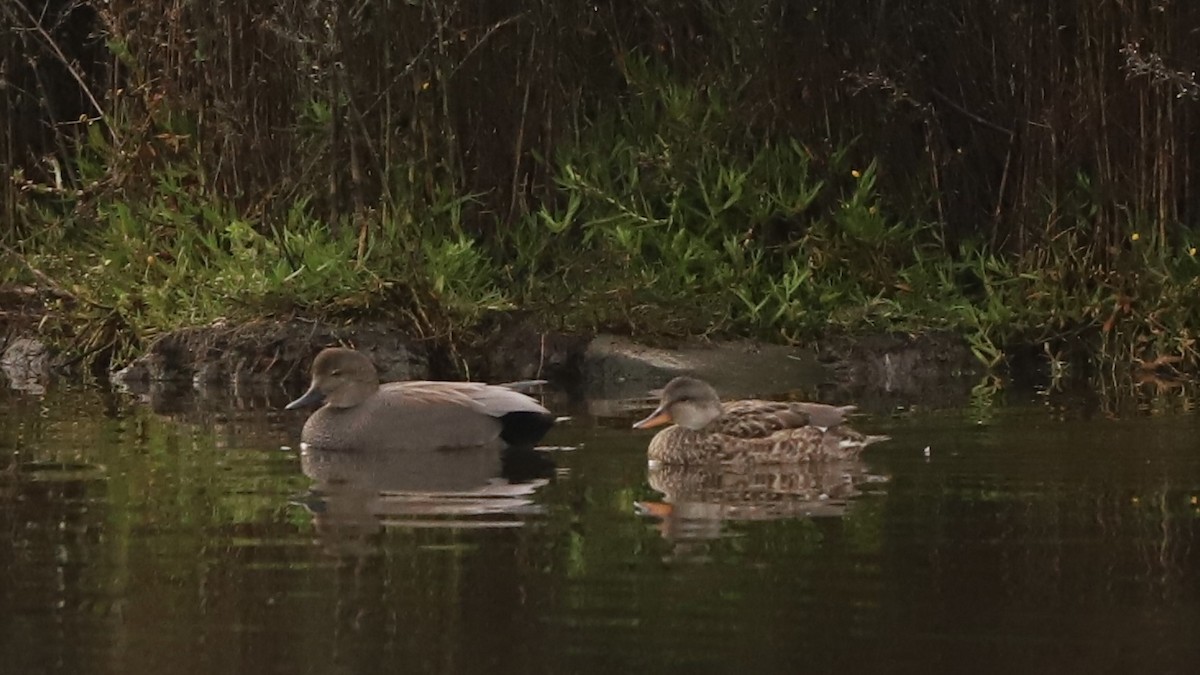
[[1130, 232, 1140, 242], [869, 206, 878, 215], [1189, 247, 1196, 257], [421, 81, 431, 91], [851, 169, 861, 178]]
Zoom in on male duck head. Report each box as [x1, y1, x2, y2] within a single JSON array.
[[286, 347, 379, 410], [632, 376, 724, 431]]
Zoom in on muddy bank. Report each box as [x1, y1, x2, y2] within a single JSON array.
[[106, 320, 433, 388], [2, 315, 980, 410]]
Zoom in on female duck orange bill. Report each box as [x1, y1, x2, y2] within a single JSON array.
[[632, 376, 888, 465], [286, 348, 555, 451]]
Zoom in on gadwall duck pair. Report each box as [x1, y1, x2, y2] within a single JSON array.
[[286, 348, 555, 451], [287, 350, 887, 463], [632, 376, 888, 465]]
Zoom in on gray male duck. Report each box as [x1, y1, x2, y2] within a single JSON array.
[[633, 376, 888, 465], [286, 348, 555, 451]]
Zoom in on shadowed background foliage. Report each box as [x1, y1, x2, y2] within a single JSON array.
[[2, 0, 1198, 370]]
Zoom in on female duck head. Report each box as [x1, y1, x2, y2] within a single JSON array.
[[632, 376, 724, 431], [286, 348, 380, 410]]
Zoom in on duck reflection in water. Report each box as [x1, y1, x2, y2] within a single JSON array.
[[637, 459, 883, 548], [298, 442, 556, 555]]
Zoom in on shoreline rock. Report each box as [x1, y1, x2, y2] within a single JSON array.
[[0, 336, 51, 394], [2, 316, 981, 410]]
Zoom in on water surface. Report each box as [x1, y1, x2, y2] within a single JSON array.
[[2, 380, 1198, 674]]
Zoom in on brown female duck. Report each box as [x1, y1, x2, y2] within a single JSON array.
[[632, 376, 887, 465], [286, 348, 555, 451]]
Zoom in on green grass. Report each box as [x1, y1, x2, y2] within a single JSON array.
[[5, 61, 1199, 375]]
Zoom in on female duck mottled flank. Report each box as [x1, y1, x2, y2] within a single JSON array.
[[286, 347, 555, 451], [632, 376, 888, 465]]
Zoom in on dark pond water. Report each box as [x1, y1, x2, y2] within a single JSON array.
[[2, 378, 1199, 675]]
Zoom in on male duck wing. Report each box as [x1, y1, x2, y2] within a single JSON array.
[[465, 383, 551, 417], [380, 381, 483, 411], [385, 381, 549, 418]]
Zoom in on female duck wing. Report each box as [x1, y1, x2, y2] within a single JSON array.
[[711, 400, 810, 439], [712, 400, 857, 439], [789, 402, 857, 428]]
